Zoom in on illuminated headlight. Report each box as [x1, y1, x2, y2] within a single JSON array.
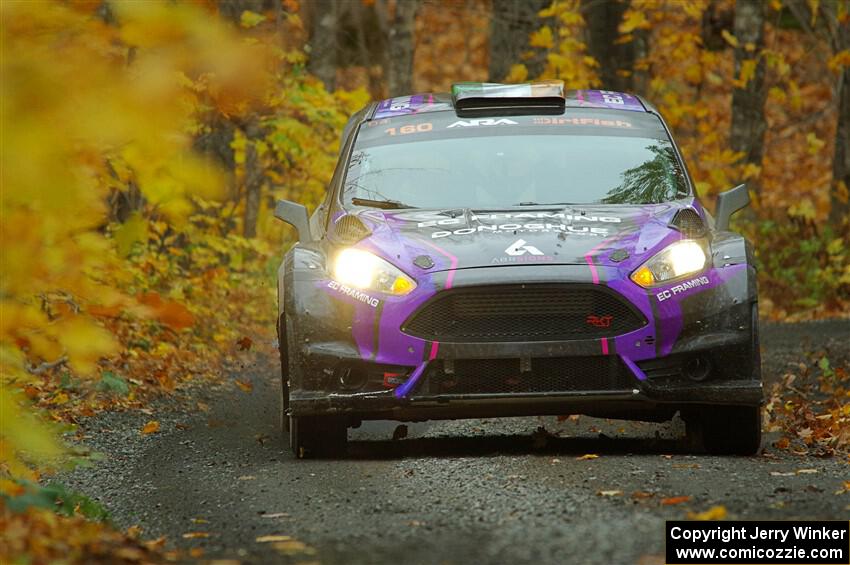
[[630, 240, 707, 288], [332, 248, 417, 296]]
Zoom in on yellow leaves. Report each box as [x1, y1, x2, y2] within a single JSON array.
[[57, 316, 119, 376], [530, 26, 554, 49], [182, 531, 210, 539], [505, 64, 529, 83], [113, 213, 149, 258], [0, 389, 63, 479], [721, 29, 738, 48], [235, 379, 253, 393], [240, 10, 267, 28], [806, 132, 826, 155], [140, 421, 160, 435], [828, 50, 850, 73], [734, 59, 758, 89], [619, 10, 649, 34], [788, 199, 817, 221], [688, 505, 728, 521], [576, 453, 599, 460]]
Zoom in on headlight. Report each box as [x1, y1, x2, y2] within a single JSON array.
[[630, 240, 707, 288], [332, 248, 417, 296]]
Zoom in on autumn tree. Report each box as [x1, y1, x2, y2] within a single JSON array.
[[489, 0, 550, 81], [730, 0, 768, 193], [307, 0, 340, 90], [375, 0, 420, 96], [581, 0, 639, 92]]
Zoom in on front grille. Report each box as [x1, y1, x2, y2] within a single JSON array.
[[419, 356, 636, 395], [402, 284, 645, 342]]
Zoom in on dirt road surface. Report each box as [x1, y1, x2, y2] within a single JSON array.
[[60, 320, 850, 564]]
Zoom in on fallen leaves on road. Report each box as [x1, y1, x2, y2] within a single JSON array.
[[576, 454, 599, 460], [1, 504, 168, 564], [182, 532, 210, 539], [140, 421, 160, 435], [236, 336, 253, 351], [660, 496, 692, 506], [770, 468, 819, 477], [237, 475, 256, 481], [260, 513, 289, 519], [764, 357, 849, 457], [631, 491, 655, 500], [598, 490, 624, 497], [687, 505, 728, 520], [256, 535, 291, 543], [235, 379, 253, 393]]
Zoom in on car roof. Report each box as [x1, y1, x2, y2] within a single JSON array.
[[370, 85, 652, 121]]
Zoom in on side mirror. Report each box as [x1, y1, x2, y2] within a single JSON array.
[[714, 184, 749, 231], [274, 200, 314, 243]]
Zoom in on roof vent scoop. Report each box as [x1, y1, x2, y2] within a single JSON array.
[[670, 208, 707, 238], [452, 81, 566, 117]]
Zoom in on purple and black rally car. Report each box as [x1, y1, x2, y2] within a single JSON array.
[[275, 81, 762, 458]]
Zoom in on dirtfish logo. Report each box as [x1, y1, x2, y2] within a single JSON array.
[[505, 239, 543, 256], [447, 118, 518, 128]]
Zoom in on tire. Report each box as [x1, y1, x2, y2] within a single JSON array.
[[289, 415, 348, 459], [688, 405, 762, 455], [685, 303, 762, 455], [277, 315, 290, 436]]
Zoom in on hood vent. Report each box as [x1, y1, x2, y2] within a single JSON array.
[[670, 208, 706, 238], [331, 214, 371, 245]]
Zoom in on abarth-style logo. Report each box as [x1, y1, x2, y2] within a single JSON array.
[[505, 239, 543, 256]]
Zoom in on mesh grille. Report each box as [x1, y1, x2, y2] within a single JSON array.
[[671, 208, 706, 238], [402, 284, 645, 342], [420, 356, 636, 395], [332, 215, 371, 244]]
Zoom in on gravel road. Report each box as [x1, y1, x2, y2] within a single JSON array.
[[60, 320, 850, 565]]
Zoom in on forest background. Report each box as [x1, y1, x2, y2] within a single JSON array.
[[1, 0, 848, 561]]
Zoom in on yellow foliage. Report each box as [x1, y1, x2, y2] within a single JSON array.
[[0, 0, 271, 478]]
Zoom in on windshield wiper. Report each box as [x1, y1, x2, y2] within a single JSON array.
[[514, 201, 578, 206], [351, 197, 417, 210]]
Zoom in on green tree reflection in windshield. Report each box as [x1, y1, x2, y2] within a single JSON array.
[[602, 143, 685, 204]]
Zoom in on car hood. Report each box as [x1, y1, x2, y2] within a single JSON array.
[[340, 202, 697, 274]]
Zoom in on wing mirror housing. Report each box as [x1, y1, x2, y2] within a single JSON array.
[[714, 184, 749, 231], [274, 200, 314, 243]]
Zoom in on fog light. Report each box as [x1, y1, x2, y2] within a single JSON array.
[[683, 356, 711, 382]]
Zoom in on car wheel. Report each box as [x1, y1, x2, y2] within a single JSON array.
[[278, 315, 290, 436], [289, 415, 348, 459]]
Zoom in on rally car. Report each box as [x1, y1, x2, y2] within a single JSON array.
[[275, 81, 762, 458]]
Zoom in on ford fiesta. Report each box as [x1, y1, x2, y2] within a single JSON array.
[[274, 81, 762, 458]]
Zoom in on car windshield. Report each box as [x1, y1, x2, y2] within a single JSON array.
[[343, 133, 688, 209]]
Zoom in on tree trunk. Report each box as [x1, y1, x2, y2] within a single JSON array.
[[581, 0, 634, 91], [730, 0, 768, 190], [242, 141, 263, 238], [307, 0, 339, 90], [375, 0, 419, 97], [488, 0, 550, 82], [829, 10, 850, 224]]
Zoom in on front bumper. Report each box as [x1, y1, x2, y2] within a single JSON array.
[[289, 379, 763, 421], [284, 258, 760, 422]]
